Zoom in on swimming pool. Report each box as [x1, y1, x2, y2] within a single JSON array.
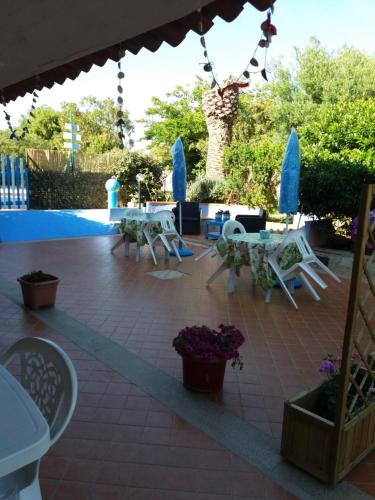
[[0, 209, 119, 243]]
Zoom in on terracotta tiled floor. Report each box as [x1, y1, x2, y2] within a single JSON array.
[[0, 235, 374, 498]]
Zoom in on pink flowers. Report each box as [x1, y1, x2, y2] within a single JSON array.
[[172, 324, 245, 369]]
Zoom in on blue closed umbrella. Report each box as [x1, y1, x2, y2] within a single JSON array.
[[172, 137, 186, 204], [171, 138, 192, 256], [278, 127, 301, 232]]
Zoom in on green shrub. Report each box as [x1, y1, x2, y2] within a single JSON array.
[[300, 154, 375, 219], [110, 150, 163, 205], [186, 176, 226, 202], [223, 138, 284, 210]]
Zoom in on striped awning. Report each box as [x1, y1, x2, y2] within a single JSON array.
[[0, 0, 274, 103]]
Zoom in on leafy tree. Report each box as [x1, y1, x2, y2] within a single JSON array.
[[60, 97, 133, 154], [224, 40, 375, 215], [0, 97, 133, 157], [142, 79, 208, 179], [20, 107, 62, 149], [296, 38, 375, 104]]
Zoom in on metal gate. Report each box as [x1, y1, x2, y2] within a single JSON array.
[[0, 154, 29, 209]]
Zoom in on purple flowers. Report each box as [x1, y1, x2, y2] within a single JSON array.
[[351, 208, 375, 252], [172, 324, 245, 369], [319, 359, 337, 376], [319, 352, 362, 378]]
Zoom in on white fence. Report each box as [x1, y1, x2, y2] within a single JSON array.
[[0, 154, 29, 209]]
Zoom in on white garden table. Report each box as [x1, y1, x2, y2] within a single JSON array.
[[111, 213, 161, 262], [225, 232, 284, 295], [0, 364, 50, 479]]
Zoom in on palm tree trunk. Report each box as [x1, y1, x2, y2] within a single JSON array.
[[205, 117, 232, 178], [202, 81, 239, 179]]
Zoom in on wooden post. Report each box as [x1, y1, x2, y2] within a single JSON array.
[[331, 184, 374, 483]]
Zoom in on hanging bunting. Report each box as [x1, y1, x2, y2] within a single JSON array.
[[1, 90, 39, 140], [116, 49, 126, 149], [198, 6, 277, 92]]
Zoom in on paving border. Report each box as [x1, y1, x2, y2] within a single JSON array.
[[0, 276, 370, 500]]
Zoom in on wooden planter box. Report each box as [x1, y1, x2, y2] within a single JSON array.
[[281, 383, 375, 485], [18, 277, 59, 309]]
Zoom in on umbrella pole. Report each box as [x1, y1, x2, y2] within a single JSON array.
[[285, 213, 289, 234], [179, 202, 183, 237]]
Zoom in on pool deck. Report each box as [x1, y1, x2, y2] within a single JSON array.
[[0, 234, 374, 499]]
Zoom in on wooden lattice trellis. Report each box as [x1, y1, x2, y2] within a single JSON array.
[[281, 184, 375, 485], [332, 184, 375, 477]]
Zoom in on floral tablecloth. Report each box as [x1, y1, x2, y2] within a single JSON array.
[[217, 233, 302, 291], [119, 215, 162, 246]]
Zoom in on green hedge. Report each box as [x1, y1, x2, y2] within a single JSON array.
[[28, 149, 163, 209], [29, 170, 109, 209], [300, 155, 375, 219]]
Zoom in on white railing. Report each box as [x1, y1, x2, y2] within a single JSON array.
[[0, 154, 29, 209]]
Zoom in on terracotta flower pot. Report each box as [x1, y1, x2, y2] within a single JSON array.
[[18, 276, 59, 309], [182, 356, 227, 393]]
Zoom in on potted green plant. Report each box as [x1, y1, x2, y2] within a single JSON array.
[[17, 270, 60, 309], [172, 324, 244, 393]]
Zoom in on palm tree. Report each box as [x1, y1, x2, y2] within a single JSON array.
[[202, 80, 240, 178]]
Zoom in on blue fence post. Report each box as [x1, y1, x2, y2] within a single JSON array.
[[0, 153, 4, 209], [25, 162, 30, 209], [6, 156, 11, 209], [15, 157, 21, 208]]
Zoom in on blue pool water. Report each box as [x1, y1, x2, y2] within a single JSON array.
[[0, 209, 119, 243]]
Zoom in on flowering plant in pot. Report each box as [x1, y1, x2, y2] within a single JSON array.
[[18, 270, 60, 309], [314, 352, 375, 422], [172, 324, 245, 392]]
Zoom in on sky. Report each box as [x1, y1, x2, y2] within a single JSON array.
[[1, 0, 374, 146]]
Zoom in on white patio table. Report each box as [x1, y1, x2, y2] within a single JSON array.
[[111, 213, 161, 262], [225, 232, 285, 295], [0, 364, 50, 479]]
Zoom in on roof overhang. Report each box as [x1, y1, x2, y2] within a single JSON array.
[[0, 0, 274, 103]]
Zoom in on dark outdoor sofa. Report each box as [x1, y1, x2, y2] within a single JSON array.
[[235, 209, 266, 233], [172, 202, 201, 235]]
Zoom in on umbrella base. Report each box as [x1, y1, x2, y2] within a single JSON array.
[[274, 278, 302, 288], [169, 248, 193, 257]]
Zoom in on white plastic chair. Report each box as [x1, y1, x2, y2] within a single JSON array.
[[267, 228, 341, 309], [195, 220, 246, 262], [143, 210, 189, 265], [221, 220, 246, 240], [206, 220, 246, 289], [0, 337, 78, 500], [194, 242, 217, 262]]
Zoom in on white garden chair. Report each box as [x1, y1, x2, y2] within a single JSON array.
[[206, 220, 246, 288], [143, 210, 189, 265], [267, 227, 341, 309], [0, 337, 78, 500]]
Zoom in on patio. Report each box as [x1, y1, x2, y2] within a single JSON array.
[[0, 234, 373, 499]]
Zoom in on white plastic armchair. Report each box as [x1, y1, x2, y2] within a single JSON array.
[[143, 210, 188, 265], [267, 228, 341, 309], [124, 208, 143, 216], [0, 337, 78, 500], [195, 219, 246, 262], [222, 220, 246, 240], [206, 220, 246, 289]]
